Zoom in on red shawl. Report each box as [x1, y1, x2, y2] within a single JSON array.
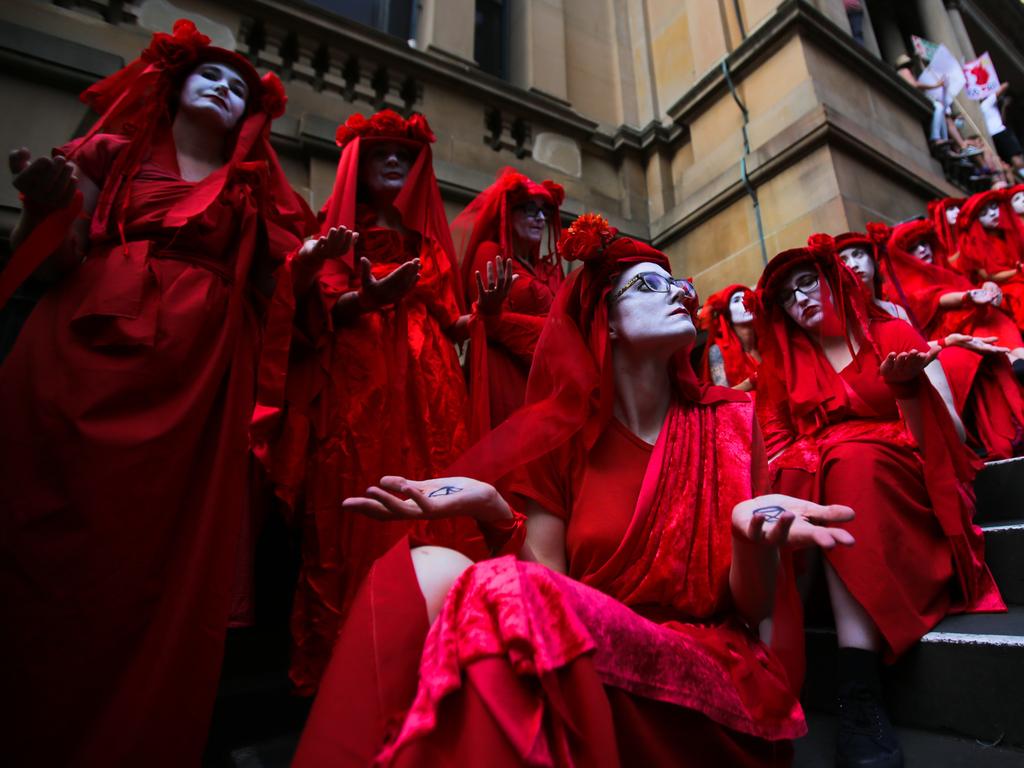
[[699, 284, 758, 387], [927, 197, 966, 261], [956, 189, 1024, 279]]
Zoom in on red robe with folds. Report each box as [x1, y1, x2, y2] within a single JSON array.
[[467, 240, 562, 429], [295, 397, 804, 767], [285, 208, 488, 695], [0, 132, 310, 767], [759, 318, 1005, 661], [957, 200, 1024, 331]]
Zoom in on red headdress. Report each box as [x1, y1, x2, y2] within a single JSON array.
[[956, 189, 1024, 279], [450, 213, 721, 485], [319, 109, 462, 305], [452, 167, 565, 305], [751, 234, 877, 437], [0, 19, 310, 309], [883, 219, 974, 335], [927, 197, 966, 258], [698, 284, 757, 386], [1004, 183, 1024, 246]]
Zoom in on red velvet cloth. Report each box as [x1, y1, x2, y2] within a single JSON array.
[[956, 190, 1024, 330], [295, 403, 804, 767], [699, 283, 758, 387], [0, 122, 310, 766], [753, 243, 1005, 663]]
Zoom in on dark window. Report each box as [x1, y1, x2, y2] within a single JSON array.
[[304, 0, 414, 40], [475, 0, 508, 79]]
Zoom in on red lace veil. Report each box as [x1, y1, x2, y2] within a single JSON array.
[[451, 166, 565, 305], [927, 197, 966, 258], [450, 213, 712, 485], [318, 109, 462, 307], [0, 18, 311, 308], [698, 284, 757, 386], [957, 189, 1024, 277]]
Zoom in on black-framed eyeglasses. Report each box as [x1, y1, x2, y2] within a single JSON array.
[[778, 273, 820, 308], [611, 271, 697, 302], [515, 202, 550, 220]]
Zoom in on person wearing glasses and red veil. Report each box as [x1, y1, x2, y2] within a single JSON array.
[[257, 110, 514, 696], [292, 213, 858, 768], [753, 235, 1005, 768], [453, 166, 565, 433], [0, 20, 338, 766], [700, 284, 761, 391]]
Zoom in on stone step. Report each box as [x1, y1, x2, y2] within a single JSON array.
[[803, 606, 1024, 747], [982, 519, 1024, 606], [794, 711, 1024, 767], [975, 456, 1024, 526]]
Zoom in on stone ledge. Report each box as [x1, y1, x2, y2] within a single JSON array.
[[0, 19, 123, 90]]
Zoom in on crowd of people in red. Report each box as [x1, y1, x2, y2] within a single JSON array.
[[2, 21, 1022, 768]]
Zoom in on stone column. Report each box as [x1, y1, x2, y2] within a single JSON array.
[[944, 1, 977, 60], [857, 1, 882, 58], [414, 0, 476, 64], [508, 0, 569, 102], [870, 2, 908, 64]]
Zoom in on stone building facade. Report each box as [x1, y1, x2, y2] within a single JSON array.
[[1, 0, 1023, 295]]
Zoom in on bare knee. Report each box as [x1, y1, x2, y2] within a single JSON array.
[[411, 546, 473, 624]]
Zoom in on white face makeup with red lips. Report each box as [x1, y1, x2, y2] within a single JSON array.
[[911, 240, 934, 264], [511, 195, 549, 247], [945, 205, 960, 226], [360, 141, 414, 200], [780, 267, 825, 331], [608, 262, 696, 352], [838, 246, 875, 286], [728, 289, 753, 324], [1012, 192, 1024, 216], [178, 62, 248, 132], [979, 202, 1001, 230]]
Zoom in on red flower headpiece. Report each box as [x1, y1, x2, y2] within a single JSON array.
[[140, 18, 210, 68], [558, 213, 618, 263], [259, 72, 287, 119], [334, 109, 436, 148]]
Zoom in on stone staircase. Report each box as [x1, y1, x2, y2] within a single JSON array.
[[795, 456, 1024, 766], [207, 459, 1024, 766]]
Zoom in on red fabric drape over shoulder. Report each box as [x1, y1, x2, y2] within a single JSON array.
[[956, 190, 1024, 330], [699, 283, 758, 387], [752, 239, 1004, 663], [0, 22, 315, 763]]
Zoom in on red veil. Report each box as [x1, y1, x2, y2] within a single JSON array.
[[927, 196, 966, 261], [699, 283, 758, 386], [956, 189, 1024, 279]]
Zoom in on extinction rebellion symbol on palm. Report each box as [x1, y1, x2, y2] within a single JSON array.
[[753, 505, 786, 523], [428, 485, 463, 498]]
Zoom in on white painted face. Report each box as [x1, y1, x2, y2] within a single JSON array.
[[511, 195, 549, 247], [780, 267, 824, 331], [178, 62, 248, 132], [945, 205, 960, 226], [838, 246, 875, 286], [360, 141, 414, 200], [1012, 191, 1024, 216], [911, 239, 934, 264], [608, 261, 696, 353], [979, 201, 1001, 230], [728, 289, 753, 324]]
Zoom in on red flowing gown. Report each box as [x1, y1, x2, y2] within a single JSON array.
[[0, 133, 307, 766], [759, 319, 1004, 661], [287, 210, 488, 694], [294, 398, 804, 767], [467, 240, 562, 428]]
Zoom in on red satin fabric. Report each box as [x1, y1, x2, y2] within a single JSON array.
[[468, 240, 562, 429], [0, 130, 309, 766], [700, 284, 758, 387], [758, 317, 1006, 660], [285, 213, 487, 695]]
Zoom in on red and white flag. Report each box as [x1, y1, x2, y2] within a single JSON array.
[[963, 53, 1000, 100]]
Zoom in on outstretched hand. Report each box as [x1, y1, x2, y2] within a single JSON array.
[[342, 475, 512, 523], [879, 348, 938, 384], [980, 281, 1003, 307], [475, 256, 517, 315], [293, 226, 357, 293], [943, 334, 1009, 355], [360, 255, 420, 307], [732, 494, 855, 550], [10, 148, 78, 213]]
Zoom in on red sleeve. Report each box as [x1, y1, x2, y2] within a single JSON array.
[[56, 133, 130, 188], [755, 383, 797, 458], [507, 439, 580, 522], [870, 317, 930, 356]]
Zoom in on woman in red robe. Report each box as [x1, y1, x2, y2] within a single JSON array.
[[262, 110, 505, 695], [956, 189, 1024, 337], [0, 21, 328, 767], [453, 167, 565, 433], [700, 283, 760, 390], [927, 196, 965, 263], [753, 235, 1005, 768], [292, 213, 861, 767]]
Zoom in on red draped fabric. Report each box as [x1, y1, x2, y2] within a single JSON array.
[[699, 283, 758, 387], [0, 119, 312, 765], [753, 242, 1005, 664], [956, 190, 1024, 330], [295, 399, 803, 767], [927, 197, 965, 263]]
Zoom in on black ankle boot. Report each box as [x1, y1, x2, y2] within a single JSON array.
[[835, 649, 903, 768]]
